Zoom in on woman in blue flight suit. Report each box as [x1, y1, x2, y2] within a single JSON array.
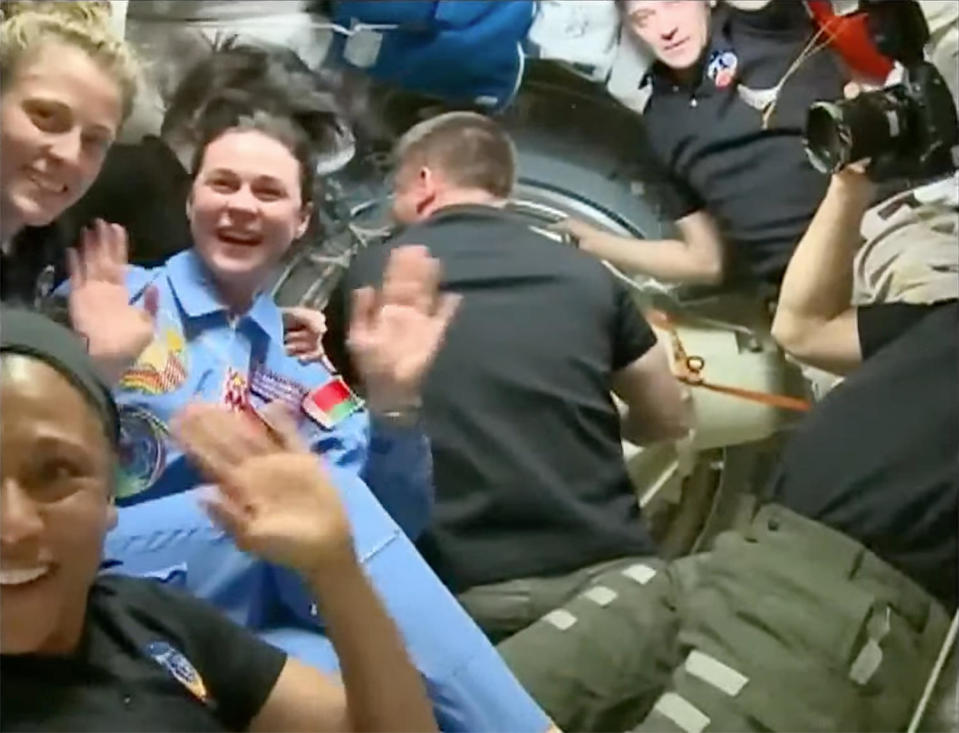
[[63, 112, 551, 733]]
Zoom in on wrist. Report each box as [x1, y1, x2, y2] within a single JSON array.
[[87, 349, 136, 385], [365, 386, 423, 416], [370, 403, 423, 430], [303, 548, 364, 597], [830, 171, 875, 208]]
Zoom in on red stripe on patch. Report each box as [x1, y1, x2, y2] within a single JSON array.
[[307, 379, 353, 413]]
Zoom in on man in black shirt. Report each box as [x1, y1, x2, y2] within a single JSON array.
[[0, 308, 436, 732], [559, 0, 848, 289], [332, 112, 691, 642]]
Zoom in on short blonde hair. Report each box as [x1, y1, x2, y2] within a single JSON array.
[[0, 1, 138, 121]]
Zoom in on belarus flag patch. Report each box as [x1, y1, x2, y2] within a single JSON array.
[[302, 377, 363, 429]]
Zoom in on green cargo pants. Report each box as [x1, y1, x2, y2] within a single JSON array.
[[457, 556, 658, 644], [499, 504, 952, 732]]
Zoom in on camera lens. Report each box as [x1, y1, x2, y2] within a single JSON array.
[[805, 102, 850, 174], [804, 86, 911, 174]]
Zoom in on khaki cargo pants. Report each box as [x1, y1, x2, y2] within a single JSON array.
[[499, 505, 953, 732], [457, 556, 657, 644]]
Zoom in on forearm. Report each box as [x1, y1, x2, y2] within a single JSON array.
[[88, 351, 138, 385], [584, 232, 722, 284], [623, 397, 693, 446], [774, 174, 873, 335], [308, 559, 437, 732], [363, 417, 434, 539]]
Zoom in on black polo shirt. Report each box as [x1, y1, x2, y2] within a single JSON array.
[[771, 300, 959, 610], [640, 0, 847, 285], [0, 221, 68, 307], [2, 574, 286, 731], [338, 204, 659, 592]]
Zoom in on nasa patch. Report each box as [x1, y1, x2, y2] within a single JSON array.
[[707, 49, 738, 89], [116, 406, 168, 499], [145, 641, 210, 704]]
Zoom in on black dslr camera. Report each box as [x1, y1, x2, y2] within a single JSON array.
[[803, 0, 959, 182]]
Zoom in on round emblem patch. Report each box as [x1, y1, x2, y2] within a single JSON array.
[[707, 49, 739, 89], [116, 406, 168, 499]]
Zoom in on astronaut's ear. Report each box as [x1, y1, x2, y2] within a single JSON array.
[[295, 202, 312, 240]]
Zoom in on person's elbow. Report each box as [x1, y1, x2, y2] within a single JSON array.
[[623, 386, 693, 446], [675, 212, 725, 286], [624, 412, 690, 446], [771, 308, 815, 361], [690, 255, 724, 286], [645, 397, 693, 444], [660, 400, 694, 442]]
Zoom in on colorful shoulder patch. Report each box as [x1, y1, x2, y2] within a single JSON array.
[[120, 324, 188, 395], [145, 641, 210, 704], [302, 377, 363, 429]]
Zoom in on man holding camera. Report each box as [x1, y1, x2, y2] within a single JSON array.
[[772, 3, 959, 373], [773, 159, 958, 374], [559, 0, 848, 290]]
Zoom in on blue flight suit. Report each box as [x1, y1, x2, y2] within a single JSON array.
[[96, 250, 549, 732]]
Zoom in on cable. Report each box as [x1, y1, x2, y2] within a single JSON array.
[[907, 609, 959, 733]]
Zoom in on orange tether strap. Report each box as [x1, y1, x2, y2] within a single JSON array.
[[646, 309, 812, 413]]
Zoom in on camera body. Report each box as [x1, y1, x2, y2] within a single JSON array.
[[804, 0, 959, 183]]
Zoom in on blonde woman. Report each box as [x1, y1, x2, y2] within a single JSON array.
[[0, 1, 138, 305]]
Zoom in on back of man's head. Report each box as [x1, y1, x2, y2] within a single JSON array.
[[392, 112, 516, 224]]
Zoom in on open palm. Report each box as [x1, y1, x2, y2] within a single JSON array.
[[172, 403, 354, 574], [67, 220, 157, 382], [348, 246, 461, 411]]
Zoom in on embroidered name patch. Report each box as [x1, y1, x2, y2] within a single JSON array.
[[249, 363, 307, 410]]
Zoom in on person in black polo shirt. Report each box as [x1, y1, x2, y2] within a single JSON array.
[[558, 0, 848, 289], [329, 111, 691, 643], [0, 309, 436, 732]]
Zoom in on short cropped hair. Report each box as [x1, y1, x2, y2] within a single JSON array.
[[395, 112, 516, 198]]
